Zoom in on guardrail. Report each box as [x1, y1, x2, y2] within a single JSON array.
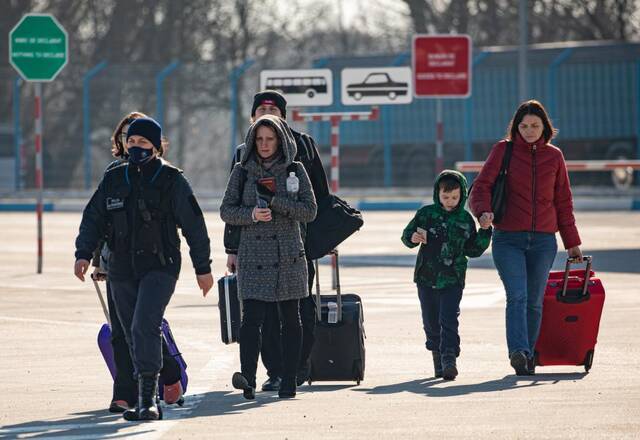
[[455, 160, 640, 189]]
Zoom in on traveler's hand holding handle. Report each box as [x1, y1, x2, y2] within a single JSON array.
[[92, 266, 107, 281], [567, 246, 583, 261], [479, 212, 494, 229], [226, 254, 237, 273]]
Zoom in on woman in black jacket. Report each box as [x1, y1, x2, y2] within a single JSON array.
[[74, 116, 213, 421]]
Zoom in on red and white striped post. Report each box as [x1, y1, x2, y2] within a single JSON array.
[[330, 116, 340, 193], [292, 106, 379, 287], [435, 99, 444, 174], [34, 82, 43, 274]]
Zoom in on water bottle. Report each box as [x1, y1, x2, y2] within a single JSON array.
[[327, 301, 338, 324], [286, 171, 299, 199]]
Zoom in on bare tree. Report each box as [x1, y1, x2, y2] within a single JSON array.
[[400, 0, 639, 45]]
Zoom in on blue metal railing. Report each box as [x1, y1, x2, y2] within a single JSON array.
[[82, 60, 108, 189], [229, 59, 255, 155], [156, 61, 181, 128]]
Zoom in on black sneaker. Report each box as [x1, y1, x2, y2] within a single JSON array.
[[278, 377, 296, 399], [261, 376, 281, 392], [510, 351, 529, 376], [232, 372, 256, 400], [527, 357, 536, 375]]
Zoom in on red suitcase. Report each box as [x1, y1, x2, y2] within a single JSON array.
[[534, 256, 605, 372]]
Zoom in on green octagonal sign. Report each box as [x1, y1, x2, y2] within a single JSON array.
[[9, 14, 68, 82]]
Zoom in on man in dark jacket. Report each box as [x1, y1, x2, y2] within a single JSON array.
[[226, 90, 329, 390], [74, 117, 213, 421]]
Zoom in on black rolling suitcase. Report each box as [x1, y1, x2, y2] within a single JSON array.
[[308, 250, 365, 385], [218, 274, 242, 344]]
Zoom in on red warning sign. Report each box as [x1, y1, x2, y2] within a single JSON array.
[[412, 35, 472, 98]]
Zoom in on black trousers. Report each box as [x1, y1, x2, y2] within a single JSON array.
[[107, 281, 181, 405], [109, 271, 180, 377], [260, 259, 316, 378], [417, 284, 463, 357], [240, 299, 301, 386]]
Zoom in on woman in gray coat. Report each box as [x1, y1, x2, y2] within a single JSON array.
[[220, 114, 317, 399]]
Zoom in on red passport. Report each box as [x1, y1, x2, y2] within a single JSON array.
[[257, 177, 276, 193]]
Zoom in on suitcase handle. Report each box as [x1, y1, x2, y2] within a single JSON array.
[[91, 275, 111, 325], [315, 249, 343, 322], [561, 255, 592, 298]]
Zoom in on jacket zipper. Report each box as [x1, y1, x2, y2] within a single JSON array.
[[531, 145, 537, 232], [131, 165, 141, 276]]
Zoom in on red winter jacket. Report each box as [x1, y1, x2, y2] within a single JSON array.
[[469, 134, 581, 249]]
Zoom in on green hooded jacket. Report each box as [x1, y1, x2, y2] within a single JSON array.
[[401, 170, 492, 289]]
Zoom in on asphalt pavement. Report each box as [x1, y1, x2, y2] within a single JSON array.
[[0, 211, 638, 439]]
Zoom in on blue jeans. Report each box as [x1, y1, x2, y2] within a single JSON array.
[[492, 230, 557, 358], [417, 284, 463, 356]]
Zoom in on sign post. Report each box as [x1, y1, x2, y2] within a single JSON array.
[[413, 35, 471, 174], [9, 13, 68, 273]]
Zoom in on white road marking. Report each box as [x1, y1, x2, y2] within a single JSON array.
[[361, 284, 505, 309], [0, 316, 97, 328], [0, 346, 235, 440]]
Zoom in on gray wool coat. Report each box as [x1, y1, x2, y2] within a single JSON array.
[[220, 115, 317, 302]]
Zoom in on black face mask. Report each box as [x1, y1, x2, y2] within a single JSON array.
[[127, 146, 154, 165]]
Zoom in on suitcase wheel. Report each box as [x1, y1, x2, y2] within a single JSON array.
[[356, 379, 360, 386], [177, 397, 185, 407], [307, 379, 312, 386], [584, 350, 594, 372]]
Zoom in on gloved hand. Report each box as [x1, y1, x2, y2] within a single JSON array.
[[256, 182, 275, 205]]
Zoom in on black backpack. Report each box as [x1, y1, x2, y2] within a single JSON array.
[[304, 194, 363, 260]]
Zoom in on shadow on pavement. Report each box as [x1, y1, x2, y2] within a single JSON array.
[[0, 408, 150, 439], [355, 372, 588, 397], [302, 384, 355, 392], [330, 248, 639, 274], [193, 389, 300, 417]]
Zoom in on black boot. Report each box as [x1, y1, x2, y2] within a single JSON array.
[[123, 373, 160, 421], [441, 352, 458, 381], [232, 372, 256, 400], [278, 376, 296, 398], [296, 360, 311, 387], [432, 351, 443, 378], [261, 376, 281, 392]]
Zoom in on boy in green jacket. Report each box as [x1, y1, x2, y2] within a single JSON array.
[[401, 170, 492, 380]]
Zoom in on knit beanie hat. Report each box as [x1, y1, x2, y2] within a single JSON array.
[[251, 90, 287, 118], [126, 117, 162, 149]]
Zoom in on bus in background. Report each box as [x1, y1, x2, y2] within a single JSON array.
[[265, 76, 328, 99]]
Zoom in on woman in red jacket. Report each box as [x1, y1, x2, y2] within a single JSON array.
[[469, 100, 582, 376]]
